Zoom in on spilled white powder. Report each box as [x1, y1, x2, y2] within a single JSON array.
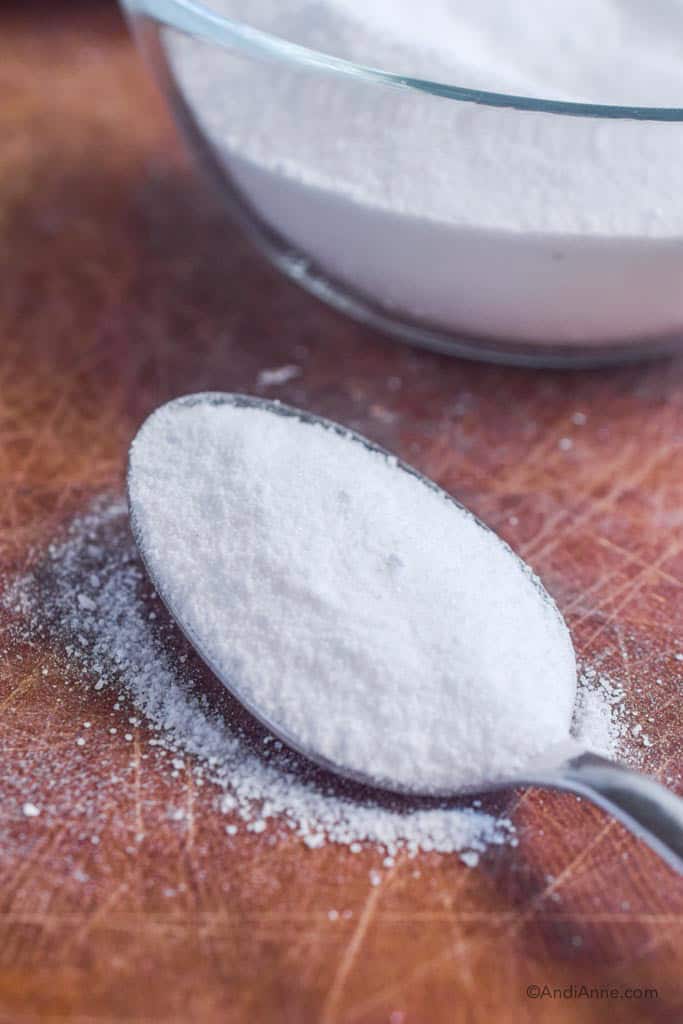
[[3, 496, 633, 857], [257, 365, 301, 388], [572, 673, 627, 758], [5, 498, 512, 856], [166, 1, 683, 343], [128, 396, 577, 793]]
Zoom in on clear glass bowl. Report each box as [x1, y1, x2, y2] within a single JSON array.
[[121, 0, 683, 367]]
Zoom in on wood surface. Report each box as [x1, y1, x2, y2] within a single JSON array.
[[1, 3, 682, 1022]]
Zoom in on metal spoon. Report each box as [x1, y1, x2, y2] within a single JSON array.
[[127, 393, 683, 874]]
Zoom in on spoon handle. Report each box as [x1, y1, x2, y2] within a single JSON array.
[[561, 752, 683, 874]]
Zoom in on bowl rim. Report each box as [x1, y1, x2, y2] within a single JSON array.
[[123, 0, 683, 122]]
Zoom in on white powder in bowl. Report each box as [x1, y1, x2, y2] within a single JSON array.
[[128, 395, 576, 793], [164, 0, 683, 344]]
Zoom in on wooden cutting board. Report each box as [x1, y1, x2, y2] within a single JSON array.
[[1, 3, 682, 1021]]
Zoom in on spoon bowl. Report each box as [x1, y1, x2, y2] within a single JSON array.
[[127, 393, 683, 873]]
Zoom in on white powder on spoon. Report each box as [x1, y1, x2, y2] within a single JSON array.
[[128, 394, 576, 794]]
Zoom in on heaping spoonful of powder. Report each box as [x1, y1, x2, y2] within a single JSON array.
[[127, 392, 576, 794]]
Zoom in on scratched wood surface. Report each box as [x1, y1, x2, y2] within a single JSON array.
[[1, 3, 683, 1022]]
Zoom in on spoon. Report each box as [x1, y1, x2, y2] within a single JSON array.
[[127, 393, 683, 874]]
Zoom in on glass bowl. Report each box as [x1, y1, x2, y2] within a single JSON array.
[[121, 0, 683, 367]]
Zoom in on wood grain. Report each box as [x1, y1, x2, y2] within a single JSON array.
[[1, 3, 682, 1021]]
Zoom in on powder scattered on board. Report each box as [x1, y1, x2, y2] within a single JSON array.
[[1, 497, 645, 863]]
